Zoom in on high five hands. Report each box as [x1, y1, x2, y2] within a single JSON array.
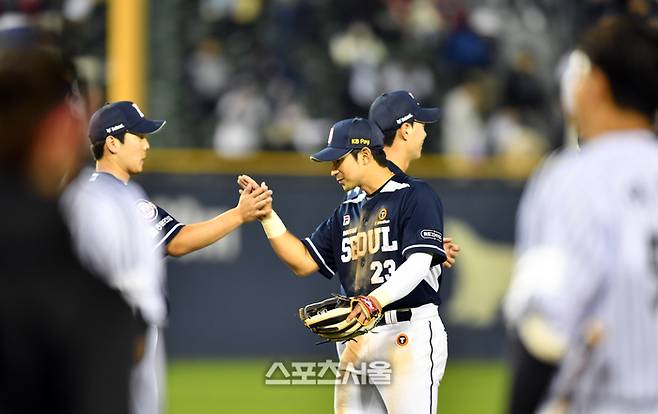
[[236, 174, 461, 267], [236, 176, 273, 222]]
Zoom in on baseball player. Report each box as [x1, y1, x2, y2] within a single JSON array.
[[63, 101, 272, 414], [242, 117, 448, 413], [368, 90, 460, 268], [504, 16, 658, 413]]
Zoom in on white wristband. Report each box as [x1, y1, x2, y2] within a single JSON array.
[[261, 210, 287, 239]]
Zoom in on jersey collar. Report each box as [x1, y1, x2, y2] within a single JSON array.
[[366, 174, 409, 199]]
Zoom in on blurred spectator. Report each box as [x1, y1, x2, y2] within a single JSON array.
[[440, 10, 493, 69], [199, 0, 264, 24], [63, 0, 96, 23], [502, 51, 546, 111], [486, 50, 550, 157], [212, 81, 270, 157], [404, 0, 445, 42], [266, 100, 330, 152], [199, 0, 235, 22], [0, 43, 139, 414], [187, 38, 230, 112], [379, 59, 435, 101], [330, 21, 387, 107], [485, 108, 547, 157], [440, 71, 491, 159]]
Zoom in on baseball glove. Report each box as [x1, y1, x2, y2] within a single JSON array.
[[298, 294, 383, 342]]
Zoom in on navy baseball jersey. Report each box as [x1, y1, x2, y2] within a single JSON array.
[[90, 172, 184, 251], [302, 172, 446, 311], [386, 160, 404, 175]]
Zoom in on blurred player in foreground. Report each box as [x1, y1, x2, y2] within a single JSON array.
[[0, 45, 140, 413], [243, 118, 448, 413], [504, 15, 658, 414], [63, 101, 272, 414]]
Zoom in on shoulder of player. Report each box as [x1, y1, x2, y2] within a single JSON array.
[[383, 175, 442, 207], [398, 175, 437, 197], [87, 171, 123, 186], [526, 147, 599, 206], [67, 170, 123, 201]]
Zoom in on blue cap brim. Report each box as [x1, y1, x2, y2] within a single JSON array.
[[415, 107, 440, 123], [129, 118, 166, 135], [310, 147, 351, 162]]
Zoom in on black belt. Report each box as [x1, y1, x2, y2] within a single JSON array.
[[377, 305, 440, 326], [378, 309, 412, 326]]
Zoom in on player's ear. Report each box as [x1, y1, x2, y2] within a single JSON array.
[[361, 148, 372, 165], [399, 123, 412, 140], [105, 135, 120, 154]]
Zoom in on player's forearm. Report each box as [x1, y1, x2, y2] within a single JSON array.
[[369, 252, 432, 308], [166, 208, 243, 257], [267, 231, 318, 277], [255, 209, 318, 276]]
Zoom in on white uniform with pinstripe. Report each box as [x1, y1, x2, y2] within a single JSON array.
[[506, 130, 658, 413]]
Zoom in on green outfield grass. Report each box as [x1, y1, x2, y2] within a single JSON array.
[[167, 359, 509, 413]]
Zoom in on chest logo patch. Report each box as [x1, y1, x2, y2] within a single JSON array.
[[136, 199, 158, 221], [396, 333, 409, 347], [420, 229, 442, 243], [343, 215, 350, 226], [377, 208, 388, 221]]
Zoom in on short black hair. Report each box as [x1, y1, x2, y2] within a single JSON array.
[[91, 133, 125, 161], [381, 118, 419, 147], [382, 128, 398, 147], [350, 147, 388, 167], [578, 16, 658, 119]]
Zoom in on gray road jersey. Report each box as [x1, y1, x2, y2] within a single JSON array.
[[61, 168, 166, 325]]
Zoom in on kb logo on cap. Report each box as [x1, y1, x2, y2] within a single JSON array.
[[351, 138, 370, 145]]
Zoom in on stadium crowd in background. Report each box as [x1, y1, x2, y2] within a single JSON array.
[[2, 0, 656, 158]]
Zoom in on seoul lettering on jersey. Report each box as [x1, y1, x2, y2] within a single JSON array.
[[340, 225, 398, 262], [302, 173, 447, 311]]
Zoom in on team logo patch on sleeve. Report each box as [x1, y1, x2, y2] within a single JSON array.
[[136, 199, 158, 221], [419, 229, 443, 243]]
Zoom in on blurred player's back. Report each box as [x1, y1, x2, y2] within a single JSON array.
[[505, 16, 658, 413], [517, 130, 658, 411]]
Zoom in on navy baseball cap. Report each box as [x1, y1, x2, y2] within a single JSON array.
[[88, 101, 166, 143], [368, 90, 440, 132], [311, 117, 384, 162]]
